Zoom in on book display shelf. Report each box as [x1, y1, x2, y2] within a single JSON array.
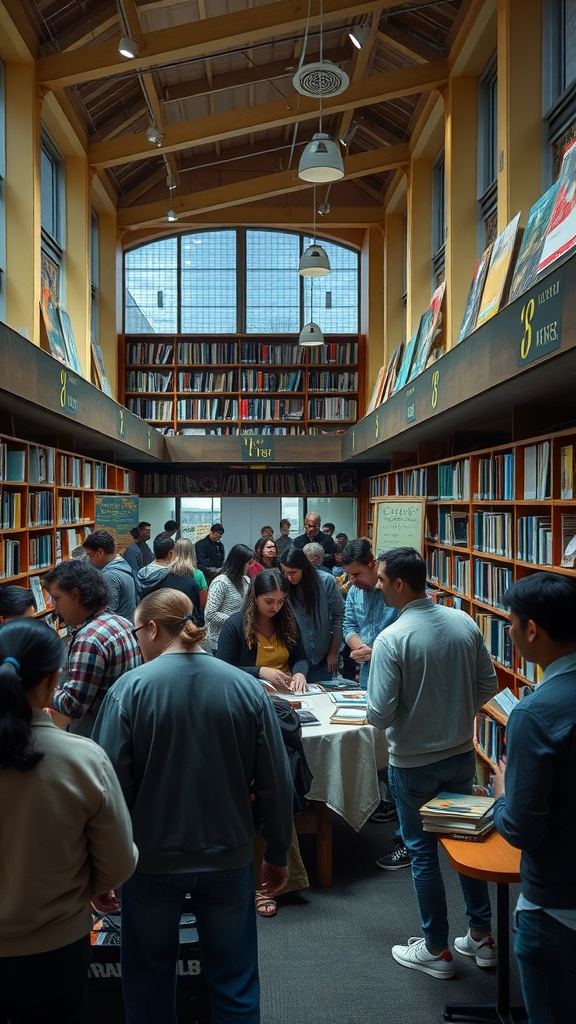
[[139, 467, 357, 497], [0, 433, 136, 612], [120, 334, 364, 436], [366, 427, 576, 705]]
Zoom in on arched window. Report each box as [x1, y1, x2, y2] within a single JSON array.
[[124, 228, 359, 334]]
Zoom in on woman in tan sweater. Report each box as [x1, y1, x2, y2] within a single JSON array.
[[0, 618, 137, 1024]]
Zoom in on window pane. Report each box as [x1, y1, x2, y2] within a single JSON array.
[[125, 238, 178, 333], [180, 230, 236, 333], [41, 148, 56, 239], [246, 230, 300, 333]]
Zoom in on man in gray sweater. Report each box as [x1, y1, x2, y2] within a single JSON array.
[[82, 530, 137, 621], [367, 547, 498, 980]]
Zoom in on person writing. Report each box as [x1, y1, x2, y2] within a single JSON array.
[[217, 569, 309, 694], [492, 573, 576, 1022], [0, 618, 137, 1024]]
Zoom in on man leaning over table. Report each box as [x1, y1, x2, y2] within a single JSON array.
[[367, 546, 498, 979], [340, 538, 404, 859], [492, 572, 576, 1023]]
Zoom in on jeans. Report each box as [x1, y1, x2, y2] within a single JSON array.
[[0, 935, 91, 1024], [388, 751, 492, 950], [121, 865, 259, 1024], [307, 659, 334, 684], [515, 909, 576, 1023]]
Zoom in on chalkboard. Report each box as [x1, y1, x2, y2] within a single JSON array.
[[373, 497, 426, 557], [95, 495, 140, 553]]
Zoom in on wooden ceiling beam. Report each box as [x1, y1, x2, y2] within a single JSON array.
[[376, 24, 443, 64], [162, 46, 350, 103], [88, 60, 447, 168], [36, 0, 409, 90], [136, 205, 386, 227], [117, 142, 409, 227]]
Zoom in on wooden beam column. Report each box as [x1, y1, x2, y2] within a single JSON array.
[[496, 0, 543, 231], [65, 156, 90, 373], [445, 76, 479, 348], [361, 225, 385, 394], [406, 157, 432, 335], [383, 212, 406, 354], [4, 63, 41, 343]]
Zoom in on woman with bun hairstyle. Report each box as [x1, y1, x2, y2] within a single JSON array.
[[0, 618, 137, 1024]]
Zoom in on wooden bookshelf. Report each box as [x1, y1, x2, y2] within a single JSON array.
[[138, 466, 358, 497], [0, 433, 137, 612], [120, 334, 365, 436], [366, 427, 576, 698]]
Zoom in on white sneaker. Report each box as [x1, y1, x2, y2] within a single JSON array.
[[391, 937, 456, 979], [454, 931, 497, 968]]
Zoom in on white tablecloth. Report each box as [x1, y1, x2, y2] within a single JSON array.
[[299, 692, 389, 832]]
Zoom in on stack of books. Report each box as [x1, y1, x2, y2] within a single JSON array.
[[329, 691, 368, 725], [419, 792, 495, 841]]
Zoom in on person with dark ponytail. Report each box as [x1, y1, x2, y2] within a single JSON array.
[[0, 618, 137, 1024], [280, 546, 345, 683], [0, 584, 35, 624]]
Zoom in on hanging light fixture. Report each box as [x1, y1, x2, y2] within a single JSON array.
[[166, 206, 177, 222], [147, 124, 163, 147], [299, 186, 331, 276], [299, 272, 324, 346], [349, 23, 370, 50], [298, 0, 345, 183], [118, 35, 139, 58], [318, 185, 332, 216]]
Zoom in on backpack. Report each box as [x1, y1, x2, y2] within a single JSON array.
[[269, 697, 314, 813]]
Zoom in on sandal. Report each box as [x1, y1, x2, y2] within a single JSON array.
[[255, 892, 277, 918]]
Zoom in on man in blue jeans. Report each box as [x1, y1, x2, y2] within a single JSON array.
[[367, 547, 498, 978], [493, 573, 576, 1022]]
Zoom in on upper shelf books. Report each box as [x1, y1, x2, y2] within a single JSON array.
[[538, 137, 576, 274], [475, 213, 521, 328]]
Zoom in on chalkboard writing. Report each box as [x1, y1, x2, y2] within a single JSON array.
[[374, 497, 426, 557], [95, 495, 139, 553]]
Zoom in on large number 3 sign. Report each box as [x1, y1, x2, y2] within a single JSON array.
[[520, 298, 535, 361]]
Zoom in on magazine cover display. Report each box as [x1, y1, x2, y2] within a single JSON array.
[[538, 137, 576, 274], [475, 212, 521, 328], [458, 243, 494, 342], [508, 182, 558, 302]]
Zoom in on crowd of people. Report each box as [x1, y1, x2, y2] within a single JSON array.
[[0, 510, 574, 1023]]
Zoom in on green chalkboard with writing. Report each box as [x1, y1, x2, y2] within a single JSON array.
[[95, 495, 140, 553], [374, 497, 426, 558]]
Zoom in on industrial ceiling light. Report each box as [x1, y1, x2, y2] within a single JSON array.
[[339, 123, 358, 148], [118, 35, 139, 59], [299, 185, 331, 277], [166, 206, 177, 222], [147, 125, 163, 147], [349, 23, 371, 50], [318, 199, 331, 216], [297, 0, 345, 184], [299, 243, 331, 275], [299, 321, 324, 346]]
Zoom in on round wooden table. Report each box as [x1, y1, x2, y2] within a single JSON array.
[[439, 832, 526, 1024]]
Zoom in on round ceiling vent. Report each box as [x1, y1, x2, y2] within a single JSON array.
[[292, 61, 350, 98]]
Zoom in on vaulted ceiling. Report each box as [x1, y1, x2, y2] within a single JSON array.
[[21, 0, 470, 232]]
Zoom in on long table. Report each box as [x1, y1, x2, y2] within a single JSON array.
[[294, 691, 389, 887]]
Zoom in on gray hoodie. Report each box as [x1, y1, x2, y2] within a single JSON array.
[[101, 556, 137, 622], [136, 562, 171, 598]]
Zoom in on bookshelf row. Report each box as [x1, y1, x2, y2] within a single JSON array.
[[0, 433, 136, 596], [139, 468, 358, 497], [119, 334, 364, 435], [366, 427, 576, 698]]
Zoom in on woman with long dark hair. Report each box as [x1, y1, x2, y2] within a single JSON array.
[[217, 568, 309, 693], [280, 546, 345, 683], [248, 536, 280, 577], [204, 542, 254, 653], [0, 618, 137, 1024]]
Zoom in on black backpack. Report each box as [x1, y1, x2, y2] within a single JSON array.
[[269, 697, 313, 813]]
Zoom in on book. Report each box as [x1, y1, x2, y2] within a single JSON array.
[[560, 513, 576, 568], [419, 792, 495, 823], [458, 243, 494, 342], [538, 137, 576, 273], [296, 709, 321, 725], [476, 212, 522, 327], [408, 283, 446, 381], [329, 691, 368, 707], [482, 687, 519, 724], [57, 307, 83, 374], [508, 183, 558, 302], [329, 706, 369, 725], [392, 333, 418, 393], [381, 344, 404, 402], [423, 820, 495, 840], [560, 444, 574, 499], [365, 365, 388, 415]]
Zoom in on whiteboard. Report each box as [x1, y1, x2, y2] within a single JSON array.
[[373, 497, 426, 558]]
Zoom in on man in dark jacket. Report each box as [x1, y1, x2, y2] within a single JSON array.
[[136, 534, 202, 622], [122, 522, 153, 573], [83, 530, 137, 621], [195, 523, 225, 581], [493, 573, 576, 1023], [293, 512, 336, 568]]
